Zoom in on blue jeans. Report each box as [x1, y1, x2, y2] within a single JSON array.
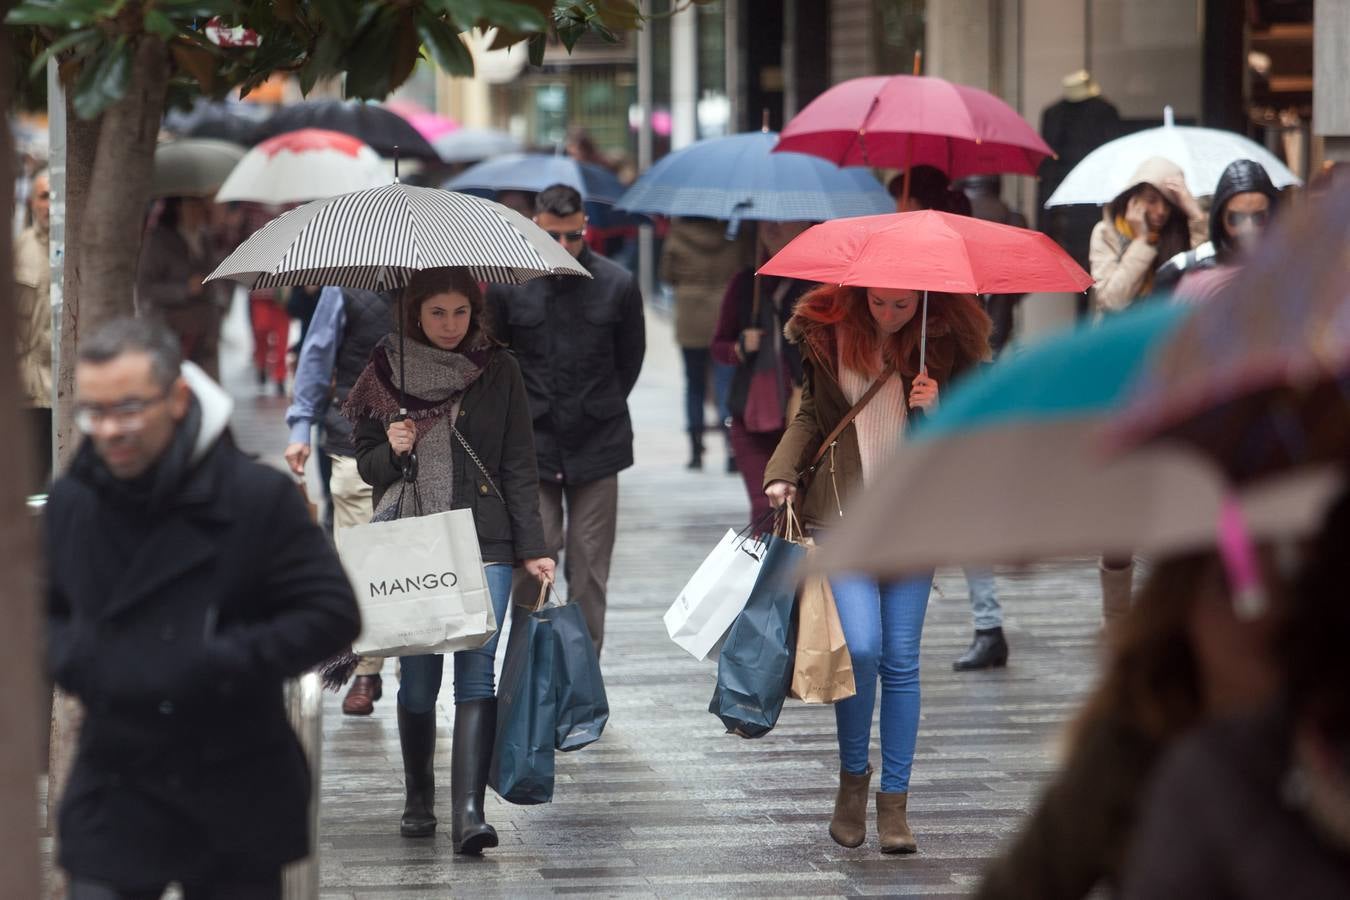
[[398, 563, 513, 712], [965, 565, 1003, 630], [830, 571, 934, 794]]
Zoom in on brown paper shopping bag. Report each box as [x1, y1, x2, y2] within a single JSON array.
[[789, 541, 856, 704]]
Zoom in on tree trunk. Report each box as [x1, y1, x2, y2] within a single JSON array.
[[0, 16, 43, 900], [46, 35, 170, 898]]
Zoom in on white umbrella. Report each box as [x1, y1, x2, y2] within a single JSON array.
[[1045, 107, 1302, 207], [216, 128, 389, 204], [433, 127, 523, 163], [152, 138, 246, 198], [206, 182, 588, 290]]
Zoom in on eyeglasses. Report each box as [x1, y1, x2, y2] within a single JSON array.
[[545, 229, 586, 243], [75, 392, 169, 435], [1224, 209, 1269, 229]]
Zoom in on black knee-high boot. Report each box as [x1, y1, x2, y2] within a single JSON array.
[[397, 704, 438, 837], [451, 698, 499, 854]]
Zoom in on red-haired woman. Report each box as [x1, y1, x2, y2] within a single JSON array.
[[763, 284, 990, 853]]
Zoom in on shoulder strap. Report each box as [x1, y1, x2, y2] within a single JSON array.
[[807, 364, 896, 472], [451, 425, 504, 501]]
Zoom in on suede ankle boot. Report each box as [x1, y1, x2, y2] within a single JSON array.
[[451, 699, 499, 855], [397, 704, 438, 837], [829, 766, 872, 848], [876, 791, 917, 854]]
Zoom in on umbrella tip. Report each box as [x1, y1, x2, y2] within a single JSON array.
[[761, 108, 770, 132], [1163, 106, 1175, 128]]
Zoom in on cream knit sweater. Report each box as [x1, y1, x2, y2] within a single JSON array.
[[838, 351, 908, 489]]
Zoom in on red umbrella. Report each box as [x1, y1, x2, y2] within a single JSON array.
[[758, 210, 1092, 368], [775, 75, 1053, 178]]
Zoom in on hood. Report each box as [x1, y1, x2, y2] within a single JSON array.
[[1209, 159, 1280, 256], [180, 360, 232, 465], [1105, 156, 1187, 220]]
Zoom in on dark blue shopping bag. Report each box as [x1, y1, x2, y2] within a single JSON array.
[[549, 601, 609, 751], [489, 591, 559, 805], [708, 509, 806, 738]]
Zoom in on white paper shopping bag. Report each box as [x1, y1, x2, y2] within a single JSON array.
[[664, 529, 766, 660], [337, 508, 497, 657]]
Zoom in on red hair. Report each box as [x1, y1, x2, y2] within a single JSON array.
[[791, 284, 991, 378]]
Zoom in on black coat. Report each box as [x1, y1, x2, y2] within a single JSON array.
[[44, 414, 360, 886], [487, 246, 646, 486], [353, 349, 549, 563]]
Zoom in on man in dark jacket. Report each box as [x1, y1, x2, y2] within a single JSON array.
[[47, 318, 360, 898], [285, 286, 394, 715], [488, 184, 646, 656]]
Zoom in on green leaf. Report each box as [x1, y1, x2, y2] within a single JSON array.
[[6, 0, 97, 28], [527, 32, 545, 65], [72, 37, 131, 119], [308, 0, 358, 39], [26, 27, 97, 79], [143, 9, 179, 40], [342, 5, 399, 98], [415, 11, 474, 78]]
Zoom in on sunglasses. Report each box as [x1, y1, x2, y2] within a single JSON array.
[[546, 229, 586, 243], [1224, 209, 1269, 229]]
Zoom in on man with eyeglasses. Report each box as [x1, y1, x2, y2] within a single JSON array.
[[45, 318, 359, 899], [488, 183, 646, 657], [1156, 159, 1282, 304], [16, 167, 51, 493]]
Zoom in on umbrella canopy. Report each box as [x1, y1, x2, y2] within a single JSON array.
[[617, 130, 837, 423], [432, 127, 523, 163], [1045, 107, 1302, 207], [757, 210, 1093, 295], [206, 183, 589, 291], [151, 139, 247, 198], [163, 100, 267, 145], [1108, 183, 1350, 484], [775, 75, 1053, 177], [614, 130, 892, 225], [254, 100, 438, 161], [216, 129, 389, 204], [445, 153, 626, 204], [383, 101, 459, 143], [815, 302, 1341, 578]]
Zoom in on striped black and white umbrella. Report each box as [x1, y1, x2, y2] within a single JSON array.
[[206, 182, 590, 290]]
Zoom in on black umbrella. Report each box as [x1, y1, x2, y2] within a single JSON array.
[[163, 100, 268, 145], [255, 100, 439, 161]]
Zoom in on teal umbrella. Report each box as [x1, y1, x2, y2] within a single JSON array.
[[815, 303, 1340, 578]]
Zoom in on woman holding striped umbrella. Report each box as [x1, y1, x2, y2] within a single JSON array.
[[344, 267, 556, 852]]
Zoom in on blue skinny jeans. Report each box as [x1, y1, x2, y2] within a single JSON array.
[[397, 563, 512, 712], [829, 571, 934, 794]]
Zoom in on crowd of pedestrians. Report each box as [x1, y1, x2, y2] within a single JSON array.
[[25, 79, 1350, 900]]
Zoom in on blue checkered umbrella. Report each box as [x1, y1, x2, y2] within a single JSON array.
[[615, 130, 893, 227]]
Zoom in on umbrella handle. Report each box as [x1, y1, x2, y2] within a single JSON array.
[[918, 290, 928, 374]]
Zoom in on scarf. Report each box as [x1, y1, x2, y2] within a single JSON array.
[[1115, 215, 1160, 296], [343, 334, 489, 522]]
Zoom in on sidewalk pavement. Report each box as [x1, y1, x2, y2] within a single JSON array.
[[225, 301, 1104, 899]]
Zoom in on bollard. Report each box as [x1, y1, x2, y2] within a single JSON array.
[[282, 672, 324, 900]]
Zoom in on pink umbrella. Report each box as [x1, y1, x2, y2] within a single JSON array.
[[776, 75, 1053, 179], [384, 100, 459, 143]]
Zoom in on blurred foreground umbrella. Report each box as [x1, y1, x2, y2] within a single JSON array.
[[433, 127, 523, 164], [207, 183, 588, 291], [446, 153, 626, 204], [216, 129, 389, 204], [615, 130, 892, 228], [151, 138, 246, 198], [1109, 184, 1350, 483], [1046, 107, 1302, 206], [817, 303, 1341, 578], [759, 210, 1092, 369], [776, 74, 1052, 178], [255, 100, 438, 161]]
